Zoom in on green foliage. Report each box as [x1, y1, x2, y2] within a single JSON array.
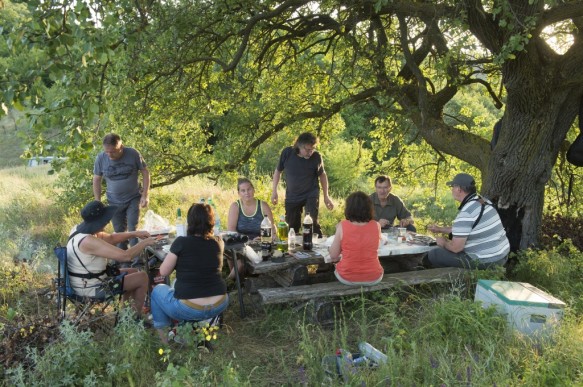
[[325, 138, 372, 198], [510, 241, 583, 314], [6, 320, 102, 385], [1, 155, 582, 385]]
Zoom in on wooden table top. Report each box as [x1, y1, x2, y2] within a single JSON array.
[[245, 240, 434, 274]]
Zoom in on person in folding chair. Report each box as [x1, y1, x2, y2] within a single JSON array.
[[151, 202, 229, 344], [67, 200, 158, 319]]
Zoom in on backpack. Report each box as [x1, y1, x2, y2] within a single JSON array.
[[566, 97, 583, 167]]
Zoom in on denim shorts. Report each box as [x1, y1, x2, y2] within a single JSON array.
[[150, 284, 229, 329]]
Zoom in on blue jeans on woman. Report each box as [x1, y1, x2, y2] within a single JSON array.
[[150, 284, 229, 329]]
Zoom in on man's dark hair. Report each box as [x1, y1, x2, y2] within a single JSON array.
[[187, 203, 215, 238], [344, 191, 374, 222], [103, 133, 121, 146], [374, 175, 392, 186], [293, 132, 318, 149]]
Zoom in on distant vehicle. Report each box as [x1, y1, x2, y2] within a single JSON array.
[[27, 156, 67, 167]]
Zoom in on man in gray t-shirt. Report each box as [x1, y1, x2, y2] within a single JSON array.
[[93, 133, 150, 249]]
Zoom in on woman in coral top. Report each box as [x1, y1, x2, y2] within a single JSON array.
[[329, 191, 383, 285]]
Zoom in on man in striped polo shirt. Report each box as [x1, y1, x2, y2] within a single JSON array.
[[426, 173, 510, 269]]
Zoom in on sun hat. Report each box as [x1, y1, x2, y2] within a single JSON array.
[[446, 173, 476, 187], [75, 201, 118, 234]]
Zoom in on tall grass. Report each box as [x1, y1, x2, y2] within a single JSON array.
[[1, 165, 582, 385]]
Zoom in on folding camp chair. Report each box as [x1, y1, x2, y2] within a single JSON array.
[[54, 245, 123, 327]]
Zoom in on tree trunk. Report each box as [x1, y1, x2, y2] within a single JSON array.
[[415, 56, 583, 251], [482, 55, 583, 250]]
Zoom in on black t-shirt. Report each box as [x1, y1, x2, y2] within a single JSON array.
[[170, 235, 226, 299], [276, 146, 324, 202]]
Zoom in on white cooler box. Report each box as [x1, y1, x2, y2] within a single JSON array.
[[475, 280, 565, 336]]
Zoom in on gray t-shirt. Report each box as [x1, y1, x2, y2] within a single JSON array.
[[276, 146, 324, 203], [370, 192, 412, 229], [93, 147, 146, 204]]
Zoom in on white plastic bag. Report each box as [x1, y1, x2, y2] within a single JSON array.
[[245, 245, 262, 264], [142, 210, 171, 234]]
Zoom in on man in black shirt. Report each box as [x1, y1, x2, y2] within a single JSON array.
[[271, 132, 334, 236]]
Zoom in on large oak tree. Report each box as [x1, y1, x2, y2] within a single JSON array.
[[3, 0, 583, 249]]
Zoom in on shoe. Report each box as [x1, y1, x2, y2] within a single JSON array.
[[197, 340, 214, 352]]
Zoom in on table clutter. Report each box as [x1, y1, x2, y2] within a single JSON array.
[[142, 226, 437, 320]]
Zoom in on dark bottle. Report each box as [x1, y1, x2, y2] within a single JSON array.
[[260, 215, 272, 260], [302, 212, 313, 251]]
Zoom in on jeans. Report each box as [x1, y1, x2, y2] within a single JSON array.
[[110, 196, 141, 249], [150, 284, 229, 329], [285, 196, 322, 237], [426, 247, 507, 269]]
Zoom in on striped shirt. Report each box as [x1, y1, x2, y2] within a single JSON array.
[[452, 194, 510, 262]]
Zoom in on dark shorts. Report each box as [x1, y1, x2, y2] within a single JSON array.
[[94, 273, 127, 298]]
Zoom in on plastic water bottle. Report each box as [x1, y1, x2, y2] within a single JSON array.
[[335, 348, 355, 379], [358, 342, 388, 365], [260, 215, 272, 260], [288, 228, 296, 251], [302, 212, 313, 251], [175, 208, 186, 237], [214, 214, 221, 236], [208, 198, 221, 235]]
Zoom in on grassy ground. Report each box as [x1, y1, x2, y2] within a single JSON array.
[[0, 152, 581, 384], [0, 113, 27, 168]]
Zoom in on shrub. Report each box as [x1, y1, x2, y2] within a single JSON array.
[[510, 241, 583, 314]]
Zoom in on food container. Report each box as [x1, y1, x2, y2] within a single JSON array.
[[475, 280, 565, 336]]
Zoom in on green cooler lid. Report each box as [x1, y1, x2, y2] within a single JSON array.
[[478, 280, 565, 309]]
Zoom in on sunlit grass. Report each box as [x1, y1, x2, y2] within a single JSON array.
[[0, 165, 582, 385]]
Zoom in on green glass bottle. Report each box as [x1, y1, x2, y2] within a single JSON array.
[[276, 215, 289, 252]]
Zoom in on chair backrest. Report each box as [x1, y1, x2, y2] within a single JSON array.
[[54, 245, 75, 297]]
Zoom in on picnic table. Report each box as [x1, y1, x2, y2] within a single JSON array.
[[246, 236, 433, 276], [241, 237, 473, 324], [143, 234, 441, 321]]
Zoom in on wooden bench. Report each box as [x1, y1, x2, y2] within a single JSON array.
[[258, 267, 470, 305]]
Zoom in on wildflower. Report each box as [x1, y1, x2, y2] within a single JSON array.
[[158, 348, 164, 355]]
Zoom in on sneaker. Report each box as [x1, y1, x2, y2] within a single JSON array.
[[168, 328, 186, 345], [173, 335, 186, 345]]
